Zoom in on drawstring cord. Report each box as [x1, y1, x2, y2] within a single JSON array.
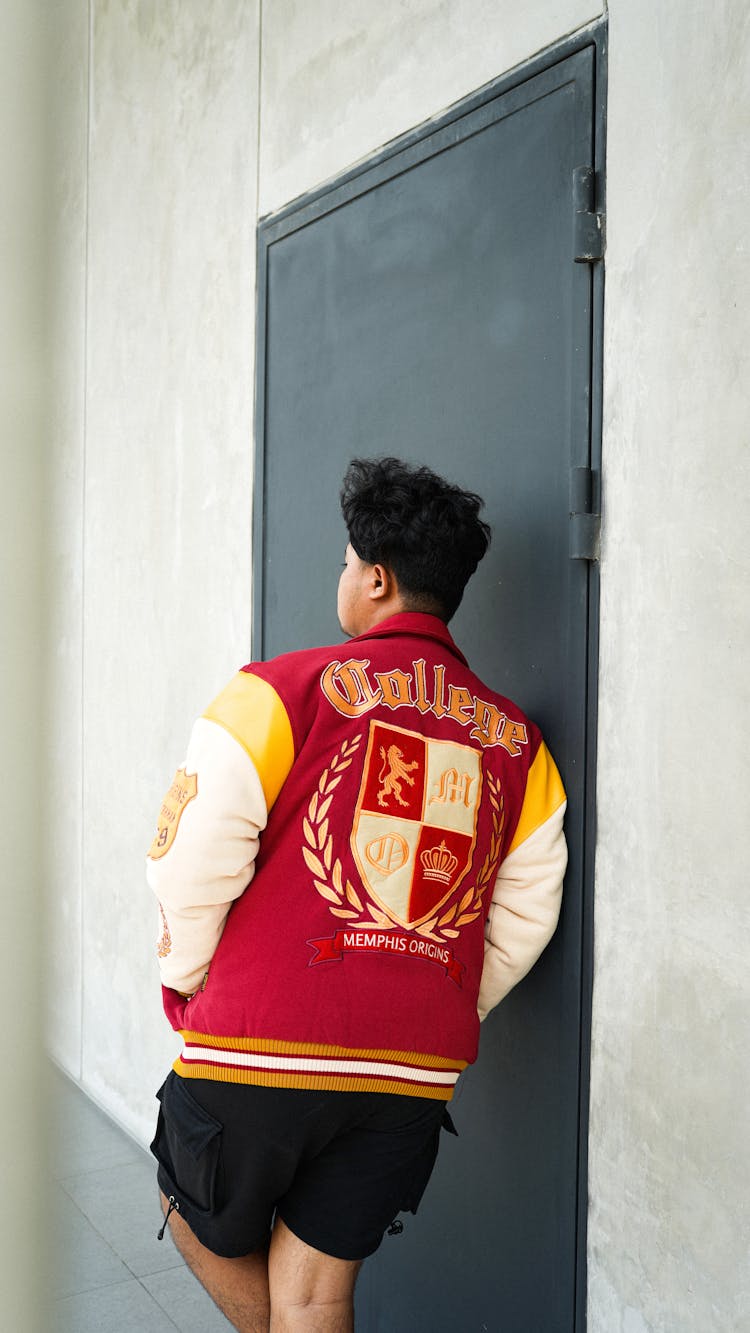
[[157, 1195, 180, 1240]]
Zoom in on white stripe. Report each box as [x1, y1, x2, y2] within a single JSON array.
[[181, 1045, 459, 1085]]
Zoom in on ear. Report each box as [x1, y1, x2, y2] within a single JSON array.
[[368, 562, 396, 602]]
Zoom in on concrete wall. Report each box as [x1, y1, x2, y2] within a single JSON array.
[[3, 6, 51, 1326], [48, 0, 88, 1088], [49, 1, 749, 1328], [49, 0, 260, 1130], [590, 3, 750, 1330]]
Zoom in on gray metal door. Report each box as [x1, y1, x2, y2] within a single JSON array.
[[255, 28, 604, 1332]]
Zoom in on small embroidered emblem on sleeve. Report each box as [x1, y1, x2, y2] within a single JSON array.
[[148, 767, 198, 860], [157, 903, 172, 958]]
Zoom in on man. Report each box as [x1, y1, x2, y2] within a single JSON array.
[[147, 456, 567, 1332]]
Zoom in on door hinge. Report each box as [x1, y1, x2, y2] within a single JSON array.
[[572, 165, 604, 263], [570, 466, 600, 561]]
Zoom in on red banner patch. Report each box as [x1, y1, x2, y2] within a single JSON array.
[[307, 927, 465, 986]]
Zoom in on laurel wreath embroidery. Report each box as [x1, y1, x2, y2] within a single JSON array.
[[157, 903, 172, 958], [303, 743, 506, 944]]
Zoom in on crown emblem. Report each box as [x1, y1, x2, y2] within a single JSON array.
[[420, 840, 459, 884]]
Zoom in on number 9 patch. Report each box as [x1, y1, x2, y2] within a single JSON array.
[[148, 767, 198, 860]]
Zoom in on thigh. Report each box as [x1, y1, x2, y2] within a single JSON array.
[[159, 1188, 272, 1333], [276, 1093, 448, 1261], [269, 1216, 361, 1312]]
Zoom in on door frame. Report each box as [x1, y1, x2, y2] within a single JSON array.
[[254, 21, 606, 1328]]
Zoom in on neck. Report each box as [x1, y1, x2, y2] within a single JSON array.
[[360, 597, 408, 632]]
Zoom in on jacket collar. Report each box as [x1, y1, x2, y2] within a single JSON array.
[[347, 612, 468, 667]]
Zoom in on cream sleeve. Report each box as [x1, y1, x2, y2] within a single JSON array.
[[477, 742, 567, 1020], [147, 717, 268, 995], [147, 671, 295, 994]]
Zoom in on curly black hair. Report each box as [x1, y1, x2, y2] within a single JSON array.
[[340, 457, 491, 622]]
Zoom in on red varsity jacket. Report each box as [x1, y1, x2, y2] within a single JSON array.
[[147, 614, 567, 1101]]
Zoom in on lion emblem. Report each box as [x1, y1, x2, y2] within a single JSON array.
[[377, 744, 418, 808]]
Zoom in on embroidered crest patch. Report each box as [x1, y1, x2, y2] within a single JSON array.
[[148, 767, 198, 860], [351, 722, 482, 929], [303, 726, 506, 968]]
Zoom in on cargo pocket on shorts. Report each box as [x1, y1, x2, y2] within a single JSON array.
[[150, 1073, 222, 1216], [401, 1107, 458, 1216]]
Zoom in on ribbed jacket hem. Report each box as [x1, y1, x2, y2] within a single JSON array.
[[173, 1030, 467, 1100]]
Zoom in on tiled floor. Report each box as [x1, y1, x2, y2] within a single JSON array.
[[49, 1066, 233, 1332]]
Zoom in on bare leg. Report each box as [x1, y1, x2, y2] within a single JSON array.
[[159, 1189, 270, 1333], [268, 1216, 362, 1332]]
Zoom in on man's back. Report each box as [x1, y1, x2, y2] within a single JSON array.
[[154, 611, 564, 1100]]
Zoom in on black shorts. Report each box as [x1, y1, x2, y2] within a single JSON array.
[[150, 1072, 455, 1261]]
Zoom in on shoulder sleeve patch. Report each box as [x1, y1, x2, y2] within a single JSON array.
[[507, 741, 566, 855], [148, 768, 198, 860], [203, 672, 295, 811]]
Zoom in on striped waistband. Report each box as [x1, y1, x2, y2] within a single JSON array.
[[173, 1030, 467, 1101]]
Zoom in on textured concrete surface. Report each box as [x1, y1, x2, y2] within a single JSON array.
[[2, 8, 49, 1326], [259, 0, 602, 214], [51, 0, 260, 1143], [46, 0, 88, 1084], [46, 2, 750, 1329], [590, 2, 750, 1329]]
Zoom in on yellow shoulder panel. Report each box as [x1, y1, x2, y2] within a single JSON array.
[[507, 741, 566, 855], [203, 672, 295, 811]]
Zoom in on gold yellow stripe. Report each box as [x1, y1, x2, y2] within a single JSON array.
[[507, 741, 566, 855], [178, 1030, 467, 1071], [203, 672, 295, 810], [173, 1059, 454, 1100]]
